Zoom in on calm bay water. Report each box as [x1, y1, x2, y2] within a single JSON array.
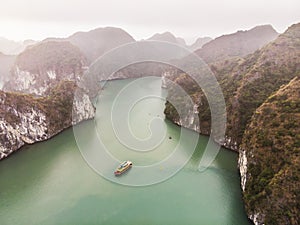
[[0, 77, 252, 225]]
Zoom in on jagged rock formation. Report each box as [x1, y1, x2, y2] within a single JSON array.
[[189, 37, 212, 51], [3, 41, 86, 96], [148, 32, 214, 52], [147, 32, 187, 47], [0, 52, 16, 89], [44, 27, 135, 64], [164, 23, 300, 224], [0, 80, 95, 160], [195, 25, 279, 63], [239, 77, 300, 225]]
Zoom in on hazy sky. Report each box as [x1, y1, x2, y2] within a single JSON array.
[[1, 0, 300, 43]]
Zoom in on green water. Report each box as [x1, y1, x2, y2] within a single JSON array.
[[0, 77, 252, 225]]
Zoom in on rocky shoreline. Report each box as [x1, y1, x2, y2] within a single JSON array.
[[0, 81, 95, 160]]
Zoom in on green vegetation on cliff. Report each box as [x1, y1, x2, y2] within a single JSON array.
[[228, 23, 300, 144], [1, 80, 82, 134], [3, 41, 87, 96], [165, 23, 300, 150], [241, 77, 300, 225], [15, 41, 86, 75], [195, 25, 278, 63], [44, 27, 135, 64], [164, 22, 300, 225]]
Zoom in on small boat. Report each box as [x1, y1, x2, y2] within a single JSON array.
[[114, 161, 133, 176]]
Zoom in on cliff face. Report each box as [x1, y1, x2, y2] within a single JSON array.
[[3, 41, 86, 96], [163, 72, 203, 134], [239, 77, 300, 225], [164, 23, 300, 225], [0, 41, 95, 160], [225, 23, 300, 149], [164, 23, 300, 150], [0, 81, 95, 160], [195, 25, 279, 63]]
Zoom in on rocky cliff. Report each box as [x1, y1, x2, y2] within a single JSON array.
[[0, 80, 95, 160], [3, 41, 86, 96], [164, 23, 300, 224], [239, 77, 299, 225], [0, 41, 95, 160], [164, 23, 300, 150]]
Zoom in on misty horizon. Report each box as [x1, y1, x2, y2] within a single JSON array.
[[1, 0, 299, 44], [0, 23, 294, 46]]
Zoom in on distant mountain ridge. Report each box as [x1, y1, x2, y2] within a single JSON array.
[[189, 37, 212, 51], [195, 25, 279, 63], [44, 27, 135, 64], [147, 32, 212, 51], [148, 32, 187, 46], [0, 37, 37, 55]]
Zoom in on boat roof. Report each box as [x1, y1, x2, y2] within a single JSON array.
[[118, 161, 130, 168]]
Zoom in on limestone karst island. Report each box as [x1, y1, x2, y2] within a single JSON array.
[[0, 1, 299, 224]]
